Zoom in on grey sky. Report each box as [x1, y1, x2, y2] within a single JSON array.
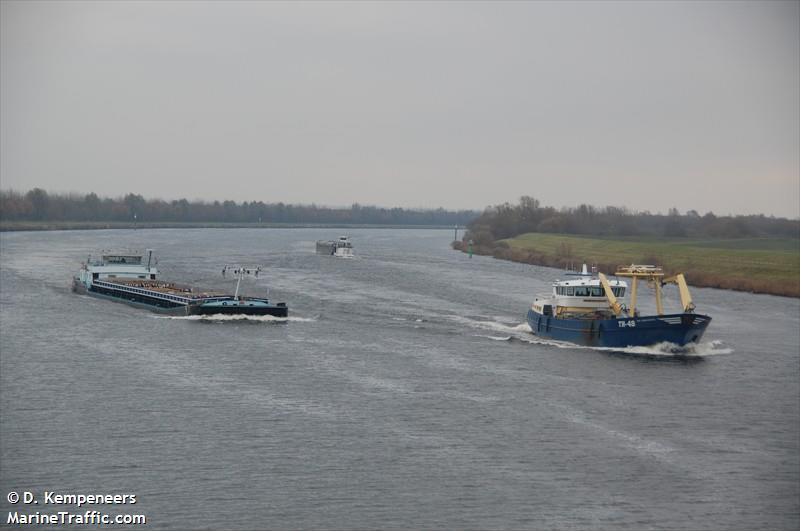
[[1, 1, 798, 217]]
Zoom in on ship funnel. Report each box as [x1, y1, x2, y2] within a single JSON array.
[[581, 263, 588, 275]]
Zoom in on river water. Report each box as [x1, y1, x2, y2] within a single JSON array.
[[1, 228, 798, 530]]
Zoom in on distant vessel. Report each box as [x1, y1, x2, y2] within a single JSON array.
[[72, 250, 288, 317], [527, 264, 711, 348], [316, 236, 354, 258]]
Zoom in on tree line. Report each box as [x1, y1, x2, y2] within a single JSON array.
[[0, 189, 478, 226], [465, 196, 799, 245]]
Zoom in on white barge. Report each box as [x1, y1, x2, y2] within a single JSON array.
[[316, 236, 354, 258]]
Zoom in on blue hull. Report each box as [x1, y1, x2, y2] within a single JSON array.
[[527, 309, 711, 348]]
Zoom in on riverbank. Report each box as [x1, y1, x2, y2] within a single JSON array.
[[454, 232, 800, 298], [0, 221, 455, 232]]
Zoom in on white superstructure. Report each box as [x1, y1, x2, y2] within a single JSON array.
[[531, 264, 627, 318], [77, 249, 158, 289], [316, 236, 354, 258]]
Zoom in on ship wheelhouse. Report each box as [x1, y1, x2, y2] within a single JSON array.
[[335, 236, 353, 249], [79, 249, 158, 286], [531, 265, 627, 319]]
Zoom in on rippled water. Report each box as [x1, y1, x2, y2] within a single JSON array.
[[1, 228, 798, 530]]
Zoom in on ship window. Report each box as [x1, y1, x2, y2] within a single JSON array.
[[575, 287, 589, 297], [591, 287, 603, 297], [566, 287, 574, 296]]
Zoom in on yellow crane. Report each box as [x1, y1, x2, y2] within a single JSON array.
[[662, 273, 695, 313], [600, 265, 695, 318], [597, 272, 625, 317]]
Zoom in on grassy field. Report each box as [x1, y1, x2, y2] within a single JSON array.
[[488, 233, 800, 297]]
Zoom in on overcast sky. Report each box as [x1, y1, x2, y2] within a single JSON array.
[[1, 1, 798, 217]]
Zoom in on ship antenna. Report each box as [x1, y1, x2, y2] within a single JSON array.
[[223, 265, 261, 299], [234, 269, 242, 299]]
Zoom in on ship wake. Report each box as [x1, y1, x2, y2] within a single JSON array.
[[593, 339, 733, 358]]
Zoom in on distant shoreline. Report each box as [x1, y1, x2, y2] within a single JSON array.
[[454, 233, 800, 298], [0, 221, 457, 232]]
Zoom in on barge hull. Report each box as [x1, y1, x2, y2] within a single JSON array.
[[74, 278, 288, 317], [188, 304, 288, 317]]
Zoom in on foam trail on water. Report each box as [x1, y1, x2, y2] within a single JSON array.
[[448, 315, 532, 335], [691, 339, 733, 355], [451, 316, 577, 348], [474, 335, 512, 342], [590, 339, 733, 357]]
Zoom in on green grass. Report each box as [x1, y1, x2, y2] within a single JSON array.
[[498, 233, 800, 296]]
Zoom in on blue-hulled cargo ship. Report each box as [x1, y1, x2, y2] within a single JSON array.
[[72, 250, 288, 317], [527, 264, 711, 348]]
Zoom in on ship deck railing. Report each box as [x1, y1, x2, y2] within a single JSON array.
[[110, 278, 226, 297], [92, 279, 193, 304], [94, 279, 229, 304]]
